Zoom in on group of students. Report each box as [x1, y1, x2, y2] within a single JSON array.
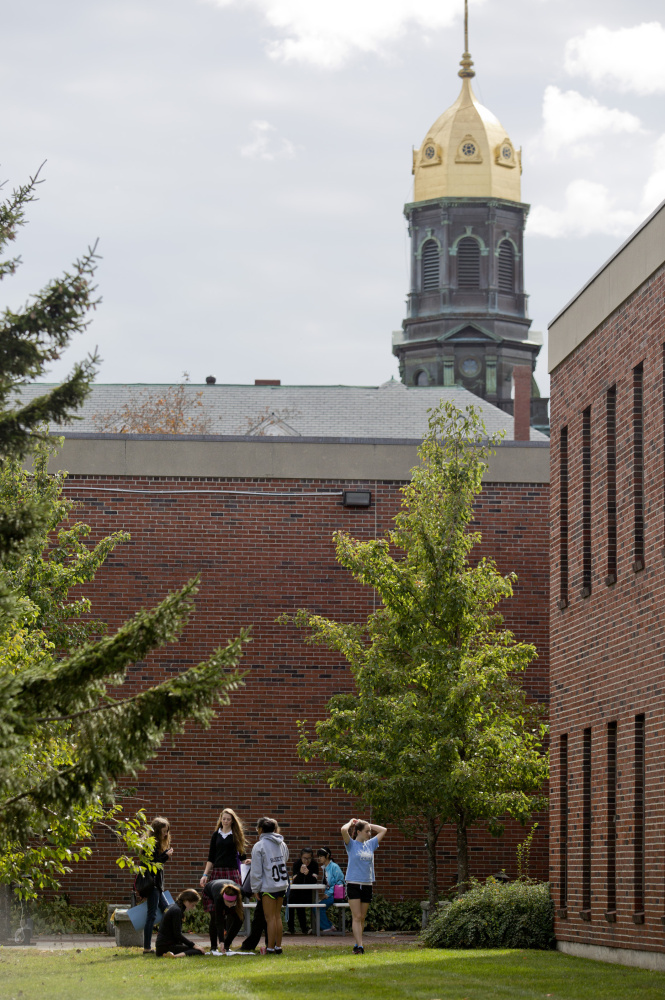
[[139, 809, 387, 956]]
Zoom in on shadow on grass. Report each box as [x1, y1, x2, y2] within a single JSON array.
[[2, 946, 665, 1000]]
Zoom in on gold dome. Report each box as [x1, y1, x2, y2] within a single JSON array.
[[412, 63, 522, 203]]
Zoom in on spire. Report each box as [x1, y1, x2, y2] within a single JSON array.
[[458, 0, 475, 78]]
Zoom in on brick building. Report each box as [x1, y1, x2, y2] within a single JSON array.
[[23, 382, 550, 903], [549, 200, 665, 970]]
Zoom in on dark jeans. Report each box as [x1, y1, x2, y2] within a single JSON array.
[[213, 899, 243, 951], [287, 887, 314, 933], [241, 897, 267, 950], [144, 888, 169, 950], [155, 942, 203, 957]]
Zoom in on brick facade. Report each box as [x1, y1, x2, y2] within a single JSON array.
[[550, 262, 665, 957], [58, 471, 549, 904]]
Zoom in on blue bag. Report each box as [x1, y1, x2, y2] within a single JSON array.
[[126, 890, 174, 930]]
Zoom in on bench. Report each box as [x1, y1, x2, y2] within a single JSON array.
[[241, 900, 342, 938]]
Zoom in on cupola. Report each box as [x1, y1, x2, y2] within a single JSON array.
[[412, 13, 521, 203]]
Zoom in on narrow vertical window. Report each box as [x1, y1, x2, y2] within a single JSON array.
[[606, 387, 617, 585], [457, 237, 480, 288], [634, 714, 645, 917], [581, 728, 592, 916], [497, 240, 515, 292], [559, 735, 569, 911], [581, 407, 591, 597], [558, 426, 569, 608], [421, 240, 440, 291], [633, 363, 644, 571], [606, 722, 617, 915]]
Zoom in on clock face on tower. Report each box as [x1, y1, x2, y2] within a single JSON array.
[[460, 357, 480, 377], [501, 145, 511, 160], [425, 145, 436, 159]]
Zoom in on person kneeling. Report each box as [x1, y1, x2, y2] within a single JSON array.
[[155, 889, 205, 957], [204, 880, 244, 953]]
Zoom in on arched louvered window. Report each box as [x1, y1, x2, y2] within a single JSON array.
[[498, 240, 515, 293], [421, 240, 440, 290], [457, 237, 480, 288]]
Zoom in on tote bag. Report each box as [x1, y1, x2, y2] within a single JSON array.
[[126, 890, 174, 931]]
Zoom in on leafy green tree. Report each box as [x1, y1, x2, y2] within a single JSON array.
[[0, 173, 248, 934], [0, 441, 154, 902], [292, 403, 548, 905]]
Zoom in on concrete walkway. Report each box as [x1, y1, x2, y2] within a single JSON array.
[[2, 932, 417, 952]]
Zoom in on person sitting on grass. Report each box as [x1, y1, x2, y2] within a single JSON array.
[[155, 889, 205, 957], [203, 880, 244, 953]]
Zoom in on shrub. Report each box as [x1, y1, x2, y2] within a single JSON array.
[[422, 878, 554, 950], [22, 895, 108, 935], [364, 895, 422, 932]]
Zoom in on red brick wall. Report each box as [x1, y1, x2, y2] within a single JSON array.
[[550, 264, 665, 955], [58, 473, 549, 905]]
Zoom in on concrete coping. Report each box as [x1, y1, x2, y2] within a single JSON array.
[[38, 433, 550, 484]]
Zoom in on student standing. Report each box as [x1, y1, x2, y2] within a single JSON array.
[[341, 817, 387, 954], [249, 817, 289, 954], [316, 847, 345, 933], [155, 889, 205, 957], [287, 848, 319, 935], [199, 808, 246, 952], [142, 815, 173, 955], [203, 880, 244, 953]]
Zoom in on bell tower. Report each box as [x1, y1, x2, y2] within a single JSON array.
[[392, 2, 546, 429]]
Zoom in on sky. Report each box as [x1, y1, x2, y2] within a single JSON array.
[[2, 0, 665, 398]]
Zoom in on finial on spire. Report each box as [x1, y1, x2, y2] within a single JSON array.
[[458, 0, 475, 78]]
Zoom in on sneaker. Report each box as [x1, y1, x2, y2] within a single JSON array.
[[352, 944, 364, 954], [274, 946, 283, 954], [142, 949, 154, 955], [265, 948, 276, 955]]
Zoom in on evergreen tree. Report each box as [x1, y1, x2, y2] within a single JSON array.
[[0, 174, 248, 934], [292, 403, 548, 906]]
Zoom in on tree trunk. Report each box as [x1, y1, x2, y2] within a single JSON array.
[[456, 819, 470, 893], [0, 883, 11, 942], [425, 816, 439, 909]]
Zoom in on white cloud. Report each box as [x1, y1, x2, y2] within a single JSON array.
[[530, 132, 665, 239], [564, 22, 665, 95], [208, 0, 476, 68], [540, 86, 642, 156], [528, 180, 640, 238], [641, 134, 665, 215], [240, 119, 297, 160]]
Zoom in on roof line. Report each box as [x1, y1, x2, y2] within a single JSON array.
[[57, 431, 549, 447]]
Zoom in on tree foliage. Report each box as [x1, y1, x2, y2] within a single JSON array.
[[92, 373, 211, 434], [0, 174, 249, 921], [292, 403, 548, 905]]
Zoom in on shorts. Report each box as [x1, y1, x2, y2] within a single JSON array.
[[261, 890, 286, 900], [346, 883, 373, 903]]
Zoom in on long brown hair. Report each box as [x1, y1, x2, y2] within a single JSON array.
[[151, 816, 171, 851], [219, 882, 244, 919], [216, 807, 246, 854]]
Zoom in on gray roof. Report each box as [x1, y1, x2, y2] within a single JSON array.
[[17, 379, 548, 442]]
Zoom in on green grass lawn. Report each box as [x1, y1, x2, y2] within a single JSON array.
[[1, 943, 664, 1000]]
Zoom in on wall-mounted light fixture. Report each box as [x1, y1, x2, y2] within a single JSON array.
[[342, 490, 372, 508]]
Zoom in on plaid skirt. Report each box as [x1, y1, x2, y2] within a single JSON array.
[[201, 867, 241, 913]]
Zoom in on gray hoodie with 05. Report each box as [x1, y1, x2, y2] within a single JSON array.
[[250, 832, 290, 894]]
